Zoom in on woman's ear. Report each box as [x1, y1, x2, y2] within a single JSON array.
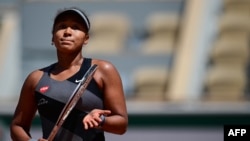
[[83, 34, 89, 45]]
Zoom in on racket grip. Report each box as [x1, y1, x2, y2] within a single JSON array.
[[47, 125, 59, 141]]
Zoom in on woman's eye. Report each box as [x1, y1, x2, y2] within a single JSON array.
[[56, 24, 67, 30], [54, 23, 83, 31], [72, 25, 80, 30]]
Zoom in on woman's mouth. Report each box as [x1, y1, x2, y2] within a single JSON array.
[[60, 39, 73, 45]]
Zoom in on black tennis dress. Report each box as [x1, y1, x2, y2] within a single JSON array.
[[35, 58, 104, 141]]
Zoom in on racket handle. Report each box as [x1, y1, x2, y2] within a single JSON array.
[[47, 125, 60, 141]]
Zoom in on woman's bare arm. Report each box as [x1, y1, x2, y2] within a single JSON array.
[[10, 70, 42, 141], [83, 60, 128, 134]]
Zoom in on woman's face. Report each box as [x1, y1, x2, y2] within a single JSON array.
[[52, 14, 89, 53]]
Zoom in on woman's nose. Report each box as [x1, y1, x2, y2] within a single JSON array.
[[64, 27, 72, 36]]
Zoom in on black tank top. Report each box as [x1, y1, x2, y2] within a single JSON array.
[[35, 58, 105, 141]]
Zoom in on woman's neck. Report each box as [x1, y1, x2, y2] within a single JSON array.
[[56, 53, 84, 69]]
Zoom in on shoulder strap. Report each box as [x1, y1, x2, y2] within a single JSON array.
[[67, 58, 92, 83], [40, 63, 56, 73], [81, 58, 92, 73]]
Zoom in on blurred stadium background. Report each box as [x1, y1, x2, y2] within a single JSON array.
[[1, 0, 250, 140]]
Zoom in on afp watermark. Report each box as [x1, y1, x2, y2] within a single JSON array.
[[224, 125, 250, 141]]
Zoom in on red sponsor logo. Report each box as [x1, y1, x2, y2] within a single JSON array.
[[40, 86, 49, 93]]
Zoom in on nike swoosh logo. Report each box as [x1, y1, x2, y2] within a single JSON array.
[[75, 79, 81, 83]]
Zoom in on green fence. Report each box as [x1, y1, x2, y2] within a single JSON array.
[[1, 113, 250, 128]]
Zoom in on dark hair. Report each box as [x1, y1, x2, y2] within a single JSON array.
[[52, 7, 90, 34]]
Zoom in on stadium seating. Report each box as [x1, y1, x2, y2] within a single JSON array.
[[204, 0, 250, 101], [140, 12, 180, 55], [132, 66, 168, 101], [84, 12, 131, 55]]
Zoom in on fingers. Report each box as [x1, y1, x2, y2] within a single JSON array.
[[84, 118, 100, 130], [83, 109, 111, 130], [102, 110, 111, 115]]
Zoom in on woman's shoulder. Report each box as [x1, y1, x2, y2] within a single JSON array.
[[90, 58, 121, 80], [25, 63, 56, 84], [91, 58, 116, 71]]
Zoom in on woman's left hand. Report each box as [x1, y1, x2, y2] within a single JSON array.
[[83, 109, 111, 130]]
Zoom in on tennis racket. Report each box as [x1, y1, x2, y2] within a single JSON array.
[[47, 64, 98, 141]]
